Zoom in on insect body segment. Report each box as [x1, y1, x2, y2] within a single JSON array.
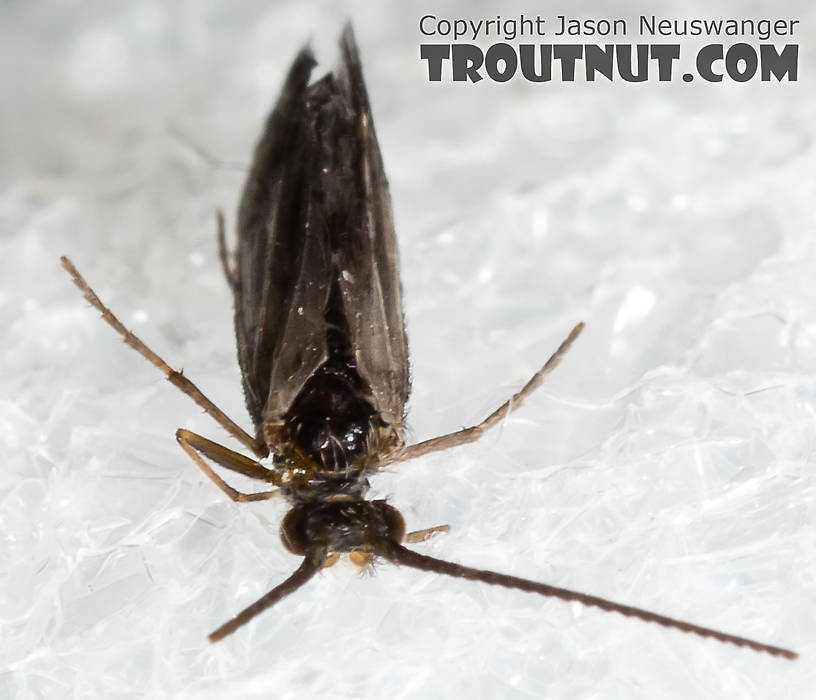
[[271, 275, 402, 500], [281, 500, 405, 556]]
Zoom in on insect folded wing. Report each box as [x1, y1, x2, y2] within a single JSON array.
[[233, 26, 409, 453]]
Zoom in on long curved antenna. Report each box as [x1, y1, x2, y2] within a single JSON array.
[[378, 541, 797, 660], [209, 547, 327, 642]]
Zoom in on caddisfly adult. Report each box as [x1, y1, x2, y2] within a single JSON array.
[[61, 25, 796, 659]]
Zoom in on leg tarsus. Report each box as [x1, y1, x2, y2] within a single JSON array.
[[216, 210, 237, 291], [405, 524, 451, 544]]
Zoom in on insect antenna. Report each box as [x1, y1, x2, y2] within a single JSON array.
[[208, 547, 328, 643], [377, 540, 797, 660]]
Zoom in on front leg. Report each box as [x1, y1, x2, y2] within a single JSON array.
[[176, 428, 280, 502]]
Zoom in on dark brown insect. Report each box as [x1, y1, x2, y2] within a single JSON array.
[[61, 25, 796, 659]]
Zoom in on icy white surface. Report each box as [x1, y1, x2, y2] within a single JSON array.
[[2, 1, 815, 698]]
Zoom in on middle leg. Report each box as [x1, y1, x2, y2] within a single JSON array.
[[391, 322, 584, 464]]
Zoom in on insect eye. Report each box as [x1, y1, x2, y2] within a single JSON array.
[[280, 507, 310, 554], [382, 504, 405, 544]]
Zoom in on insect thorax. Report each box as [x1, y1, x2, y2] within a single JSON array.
[[261, 264, 403, 498], [263, 357, 402, 502]]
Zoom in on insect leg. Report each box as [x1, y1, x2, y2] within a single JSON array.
[[176, 428, 280, 502], [404, 524, 451, 543], [208, 547, 327, 642], [393, 322, 584, 463], [60, 256, 266, 457], [215, 210, 237, 291]]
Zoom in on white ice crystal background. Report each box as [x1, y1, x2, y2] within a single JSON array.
[[2, 0, 815, 698]]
